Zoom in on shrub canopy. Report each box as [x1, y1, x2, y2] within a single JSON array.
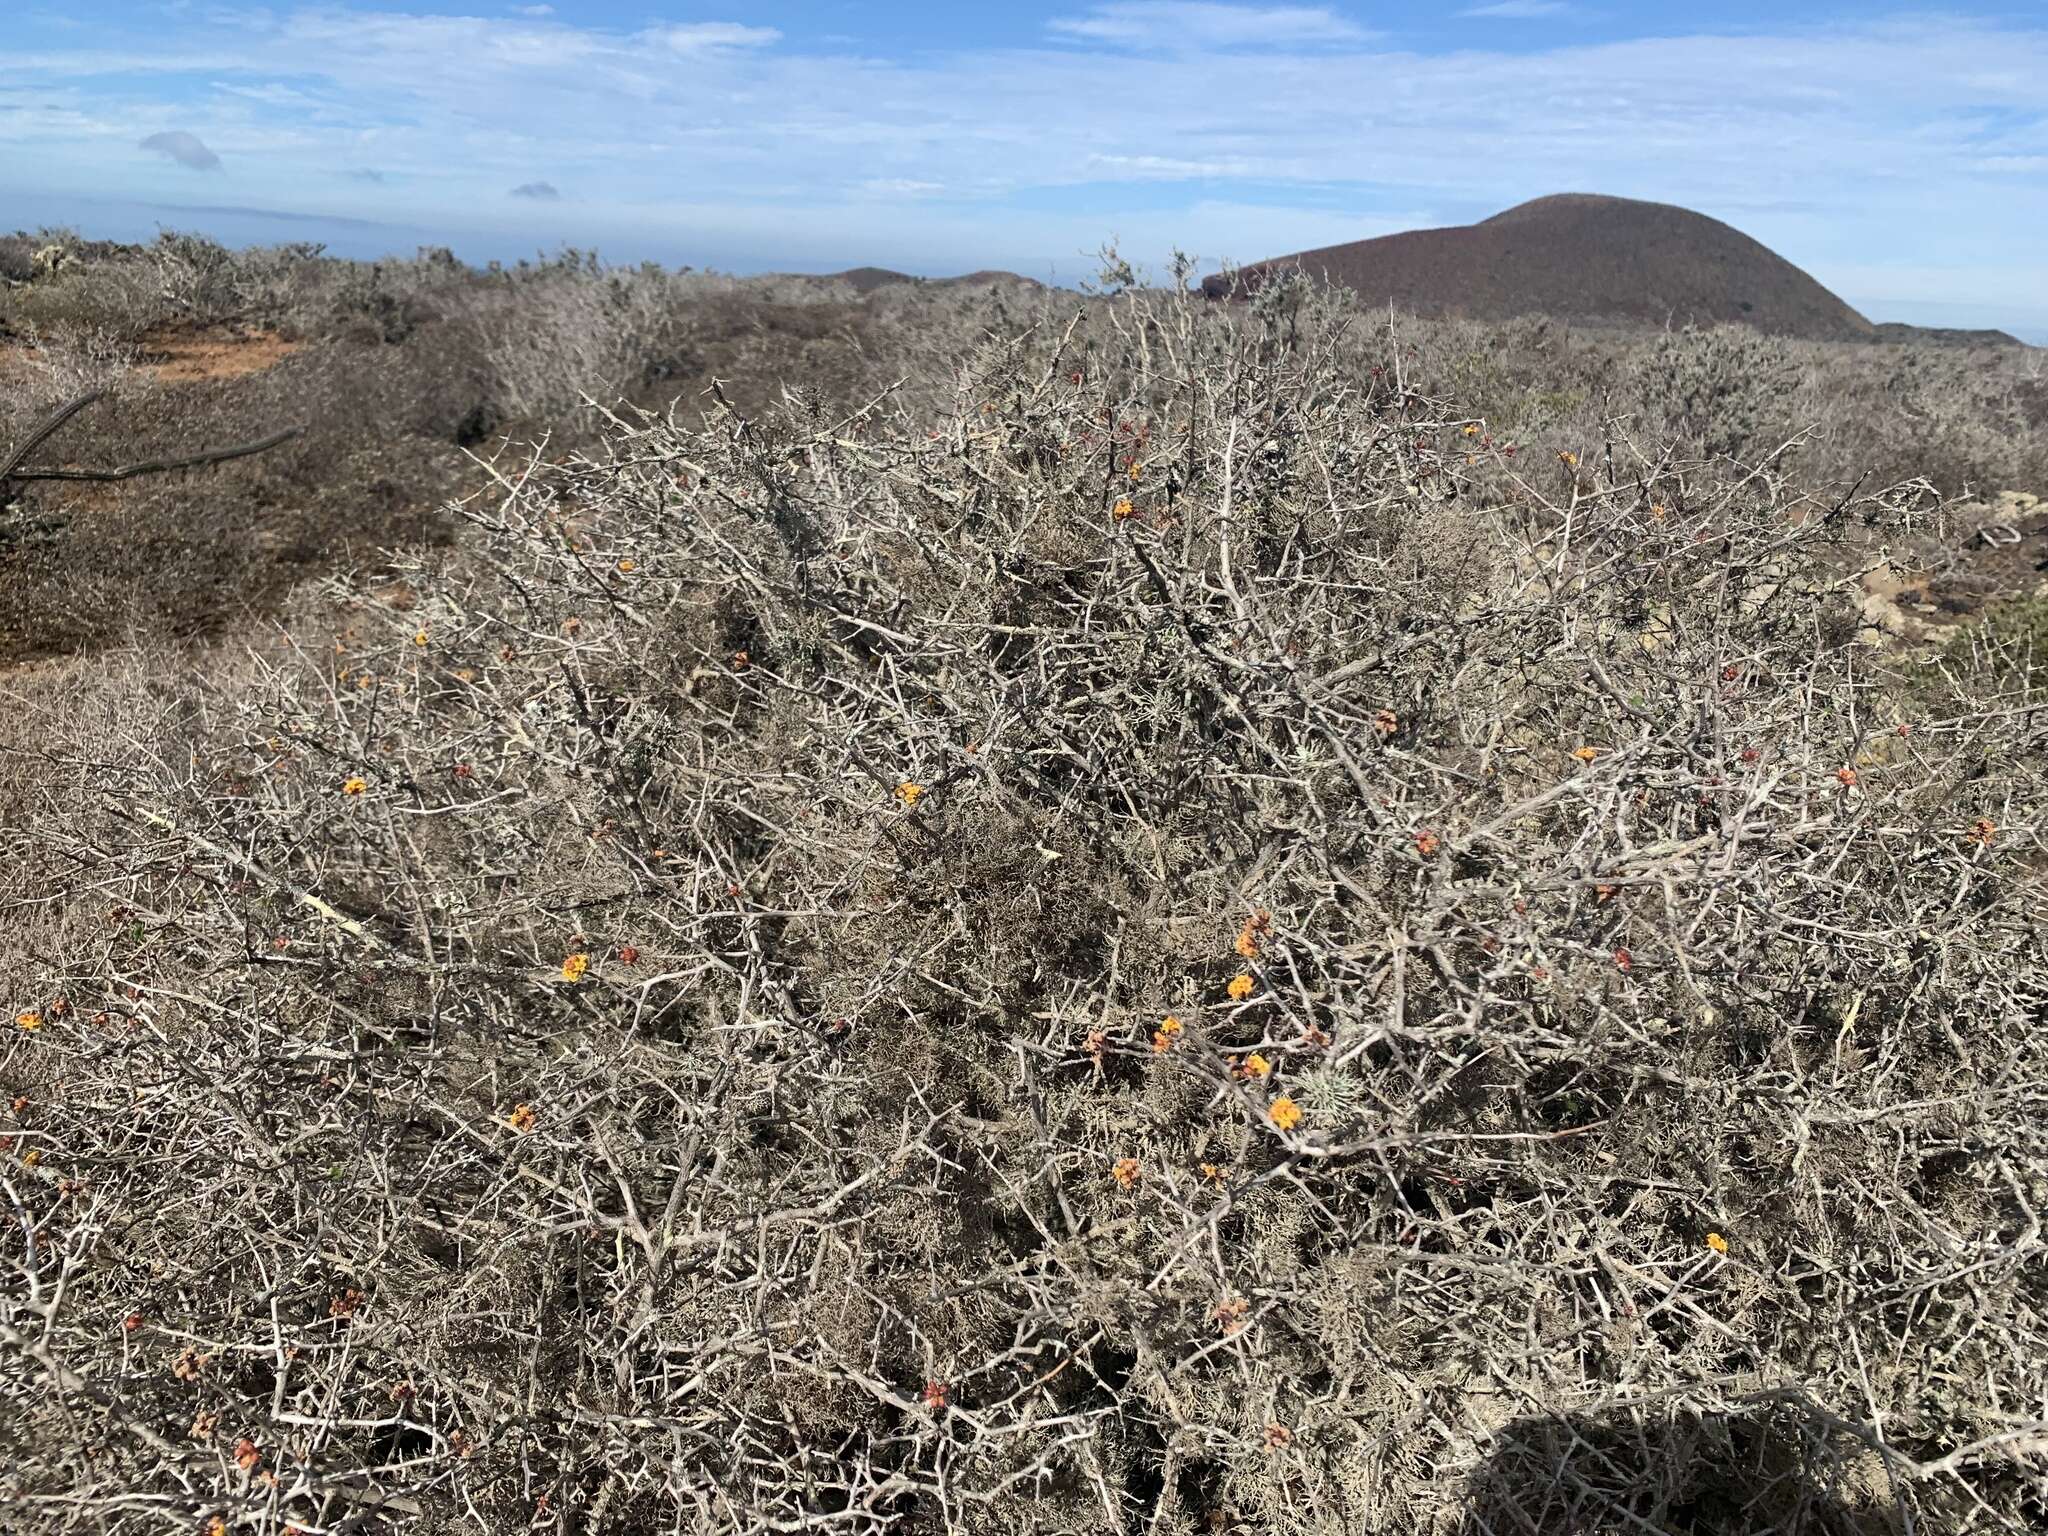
[[4, 278, 2046, 1533]]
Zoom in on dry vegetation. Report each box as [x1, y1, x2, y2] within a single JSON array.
[[3, 233, 2047, 1535]]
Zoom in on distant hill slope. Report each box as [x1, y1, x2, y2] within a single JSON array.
[[1204, 193, 1879, 341], [802, 267, 1042, 294]]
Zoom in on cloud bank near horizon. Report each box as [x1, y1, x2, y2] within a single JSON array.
[[5, 3, 2045, 328]]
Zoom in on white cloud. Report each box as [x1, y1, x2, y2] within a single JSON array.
[[1089, 152, 1257, 178], [1048, 3, 1370, 47], [860, 178, 945, 198], [511, 4, 553, 14], [638, 23, 781, 55], [1458, 1, 1573, 17]]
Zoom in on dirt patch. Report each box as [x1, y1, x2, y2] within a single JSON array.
[[1859, 491, 2048, 644], [138, 325, 300, 384]]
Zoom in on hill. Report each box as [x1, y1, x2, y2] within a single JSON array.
[[1204, 193, 1878, 340], [806, 265, 1042, 293]]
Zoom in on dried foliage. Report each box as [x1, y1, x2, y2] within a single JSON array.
[[3, 260, 2047, 1536]]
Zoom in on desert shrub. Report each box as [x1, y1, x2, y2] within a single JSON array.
[[0, 233, 35, 284], [1629, 324, 1807, 463], [5, 321, 142, 416], [4, 272, 2044, 1534]]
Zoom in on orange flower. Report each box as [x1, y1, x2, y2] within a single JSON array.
[[1967, 817, 1996, 849], [1234, 924, 1261, 960], [617, 558, 637, 573], [1461, 423, 1480, 437], [1414, 829, 1441, 858], [1263, 1422, 1293, 1450], [617, 945, 640, 965], [1151, 1015, 1185, 1054], [341, 776, 368, 797], [1558, 450, 1578, 468], [413, 629, 429, 647], [1706, 1231, 1729, 1255], [506, 1103, 538, 1134], [1111, 1157, 1141, 1189], [16, 1011, 42, 1032], [1572, 746, 1599, 763], [895, 782, 925, 809], [1268, 1096, 1303, 1132], [1111, 498, 1135, 521], [921, 1379, 949, 1411], [1213, 1295, 1250, 1334], [560, 952, 590, 983], [1226, 973, 1255, 1002], [234, 1436, 261, 1472], [1200, 1162, 1227, 1184], [1241, 1052, 1272, 1079], [1373, 708, 1399, 737], [1834, 766, 1858, 789]]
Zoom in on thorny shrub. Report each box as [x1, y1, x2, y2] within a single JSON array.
[[3, 264, 2046, 1536]]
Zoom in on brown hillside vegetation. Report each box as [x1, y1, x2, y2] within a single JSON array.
[[3, 248, 2046, 1534], [1206, 193, 1882, 340], [3, 232, 2045, 672]]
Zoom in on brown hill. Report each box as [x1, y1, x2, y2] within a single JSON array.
[[1203, 193, 1877, 340]]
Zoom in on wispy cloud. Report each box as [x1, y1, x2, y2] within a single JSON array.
[[1459, 1, 1574, 17], [511, 4, 553, 14], [860, 178, 945, 198], [638, 22, 780, 54], [140, 129, 222, 170], [509, 180, 560, 200], [1048, 3, 1371, 47]]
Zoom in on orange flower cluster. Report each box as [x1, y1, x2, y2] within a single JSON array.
[[560, 953, 590, 983], [1151, 1015, 1185, 1055], [507, 1103, 539, 1134], [896, 781, 925, 809], [1111, 1157, 1142, 1189], [1269, 1097, 1303, 1132], [1234, 910, 1272, 959], [1226, 973, 1255, 1002]]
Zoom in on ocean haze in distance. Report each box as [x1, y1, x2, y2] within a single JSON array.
[[6, 2, 2045, 343]]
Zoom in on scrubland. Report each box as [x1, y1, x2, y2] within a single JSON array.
[[3, 232, 2046, 1534]]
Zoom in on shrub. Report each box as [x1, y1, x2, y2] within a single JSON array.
[[3, 274, 2043, 1533]]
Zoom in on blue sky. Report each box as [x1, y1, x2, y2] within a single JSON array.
[[5, 2, 2047, 338]]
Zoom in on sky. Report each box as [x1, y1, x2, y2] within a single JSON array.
[[4, 2, 2047, 340]]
